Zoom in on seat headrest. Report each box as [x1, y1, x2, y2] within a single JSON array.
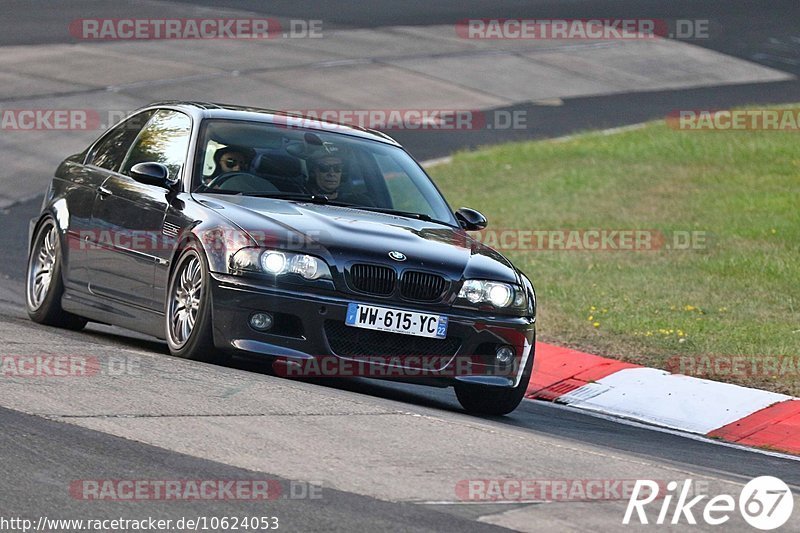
[[257, 154, 302, 178]]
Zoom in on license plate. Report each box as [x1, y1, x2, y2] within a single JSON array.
[[345, 303, 448, 339]]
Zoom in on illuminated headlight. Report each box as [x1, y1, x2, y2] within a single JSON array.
[[260, 250, 330, 280], [261, 251, 287, 274], [457, 280, 525, 309], [231, 248, 331, 280], [487, 283, 513, 307]]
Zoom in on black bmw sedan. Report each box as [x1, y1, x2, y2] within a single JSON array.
[[26, 102, 536, 415]]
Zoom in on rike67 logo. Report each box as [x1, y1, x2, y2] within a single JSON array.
[[624, 476, 794, 530]]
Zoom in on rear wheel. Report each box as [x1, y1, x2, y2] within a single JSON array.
[[454, 344, 534, 416], [26, 218, 87, 330], [165, 245, 219, 362]]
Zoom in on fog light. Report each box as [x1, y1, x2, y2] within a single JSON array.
[[495, 345, 515, 366], [250, 312, 273, 331]]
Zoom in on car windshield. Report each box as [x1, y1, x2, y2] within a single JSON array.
[[192, 119, 456, 225]]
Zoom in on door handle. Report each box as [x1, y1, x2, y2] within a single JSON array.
[[97, 185, 112, 198]]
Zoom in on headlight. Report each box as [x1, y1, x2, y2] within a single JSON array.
[[261, 251, 287, 274], [290, 253, 321, 279], [487, 283, 513, 307], [231, 248, 332, 280], [457, 280, 526, 309]]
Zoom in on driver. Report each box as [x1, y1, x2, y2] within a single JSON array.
[[204, 146, 254, 185], [308, 154, 343, 197], [307, 153, 372, 205]]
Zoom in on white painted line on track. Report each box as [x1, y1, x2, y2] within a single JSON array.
[[527, 399, 800, 465]]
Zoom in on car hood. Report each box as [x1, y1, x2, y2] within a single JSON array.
[[197, 194, 518, 283]]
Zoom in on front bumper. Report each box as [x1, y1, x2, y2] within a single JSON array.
[[210, 273, 535, 388]]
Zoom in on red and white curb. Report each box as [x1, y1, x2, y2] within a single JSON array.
[[526, 342, 800, 455]]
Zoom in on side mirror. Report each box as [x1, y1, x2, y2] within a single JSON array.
[[455, 207, 488, 231], [130, 162, 177, 189]]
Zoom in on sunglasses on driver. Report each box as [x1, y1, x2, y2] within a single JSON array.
[[316, 163, 342, 173]]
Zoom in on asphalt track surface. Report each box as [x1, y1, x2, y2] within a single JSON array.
[[3, 1, 800, 160], [1, 2, 800, 531]]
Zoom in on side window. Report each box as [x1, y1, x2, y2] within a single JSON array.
[[121, 110, 192, 181], [88, 111, 154, 171]]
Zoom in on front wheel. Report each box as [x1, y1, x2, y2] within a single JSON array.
[[26, 218, 87, 330], [165, 245, 219, 363], [454, 344, 534, 416]]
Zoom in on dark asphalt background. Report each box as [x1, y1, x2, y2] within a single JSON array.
[[0, 406, 511, 532]]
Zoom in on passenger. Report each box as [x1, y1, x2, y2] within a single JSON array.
[[204, 146, 253, 185]]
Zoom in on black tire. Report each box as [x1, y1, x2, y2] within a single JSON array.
[[26, 218, 88, 330], [454, 342, 535, 416], [165, 244, 220, 363]]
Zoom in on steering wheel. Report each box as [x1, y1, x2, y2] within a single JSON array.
[[200, 171, 262, 191]]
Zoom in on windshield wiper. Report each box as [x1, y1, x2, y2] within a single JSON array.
[[241, 192, 357, 207], [346, 206, 437, 222], [194, 188, 243, 195], [238, 193, 446, 224]]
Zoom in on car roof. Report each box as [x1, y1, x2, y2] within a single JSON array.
[[138, 101, 401, 146]]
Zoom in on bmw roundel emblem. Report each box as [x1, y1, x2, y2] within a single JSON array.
[[388, 251, 407, 261]]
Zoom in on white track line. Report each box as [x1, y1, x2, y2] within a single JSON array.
[[527, 398, 800, 464]]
